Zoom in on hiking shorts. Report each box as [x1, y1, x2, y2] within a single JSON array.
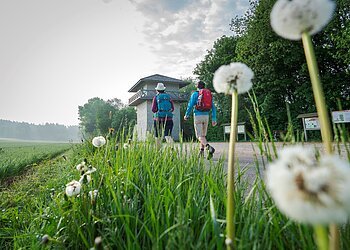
[[154, 119, 173, 137], [194, 115, 209, 139]]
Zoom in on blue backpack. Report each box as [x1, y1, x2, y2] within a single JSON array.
[[156, 93, 173, 118]]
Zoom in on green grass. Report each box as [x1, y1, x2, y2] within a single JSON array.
[[0, 139, 73, 182], [0, 135, 349, 249]]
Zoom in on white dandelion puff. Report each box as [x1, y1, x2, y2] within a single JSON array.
[[65, 180, 81, 197], [270, 0, 336, 40], [94, 236, 103, 247], [92, 136, 106, 147], [266, 145, 350, 224], [213, 62, 254, 95], [76, 160, 88, 172], [89, 190, 99, 200], [225, 238, 233, 246]]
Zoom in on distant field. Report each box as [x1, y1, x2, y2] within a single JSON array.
[[0, 139, 73, 181]]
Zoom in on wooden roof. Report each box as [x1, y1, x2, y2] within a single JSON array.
[[128, 74, 188, 92], [296, 113, 318, 119]]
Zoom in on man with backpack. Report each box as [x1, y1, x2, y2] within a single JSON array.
[[152, 82, 174, 144], [184, 80, 217, 159]]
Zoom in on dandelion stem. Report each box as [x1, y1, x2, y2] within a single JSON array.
[[301, 32, 339, 250], [314, 225, 329, 250], [329, 225, 340, 250], [301, 32, 332, 154], [226, 90, 238, 250]]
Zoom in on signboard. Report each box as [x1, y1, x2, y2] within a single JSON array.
[[224, 125, 245, 134], [332, 110, 350, 123], [304, 117, 320, 130], [224, 125, 231, 134], [237, 125, 245, 133]]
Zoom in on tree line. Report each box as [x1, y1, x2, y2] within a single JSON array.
[[193, 0, 349, 141], [0, 119, 80, 142]]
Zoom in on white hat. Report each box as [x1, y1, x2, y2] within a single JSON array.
[[155, 82, 166, 91]]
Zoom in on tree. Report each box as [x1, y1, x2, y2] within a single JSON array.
[[231, 0, 350, 132], [193, 35, 252, 141], [78, 97, 115, 136], [78, 97, 137, 137], [111, 106, 137, 135]]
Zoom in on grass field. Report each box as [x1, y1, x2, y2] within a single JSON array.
[[0, 139, 73, 182], [0, 136, 349, 249]]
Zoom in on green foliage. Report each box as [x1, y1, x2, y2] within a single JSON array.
[[180, 79, 197, 141], [78, 97, 136, 137], [111, 106, 137, 134], [193, 36, 252, 141], [194, 0, 350, 141], [234, 0, 350, 131], [78, 97, 115, 135]]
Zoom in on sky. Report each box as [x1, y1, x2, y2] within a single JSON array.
[[0, 0, 248, 126]]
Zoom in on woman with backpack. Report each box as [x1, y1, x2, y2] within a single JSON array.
[[184, 80, 217, 159], [152, 82, 174, 144]]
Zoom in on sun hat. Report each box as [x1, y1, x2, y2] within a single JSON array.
[[155, 82, 166, 91]]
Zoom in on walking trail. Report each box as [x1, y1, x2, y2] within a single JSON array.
[[182, 141, 349, 181]]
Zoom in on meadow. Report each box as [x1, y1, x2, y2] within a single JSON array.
[[0, 134, 349, 249], [0, 139, 73, 182]]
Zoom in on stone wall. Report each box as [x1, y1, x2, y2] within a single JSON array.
[[136, 99, 182, 141]]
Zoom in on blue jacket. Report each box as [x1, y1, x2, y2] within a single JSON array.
[[185, 91, 217, 122]]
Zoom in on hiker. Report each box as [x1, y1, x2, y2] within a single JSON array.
[[152, 82, 174, 144], [184, 80, 217, 159]]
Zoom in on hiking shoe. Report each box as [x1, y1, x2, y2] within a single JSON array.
[[199, 149, 204, 158], [206, 145, 215, 160]]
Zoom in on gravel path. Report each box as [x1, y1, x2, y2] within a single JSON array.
[[183, 141, 349, 182]]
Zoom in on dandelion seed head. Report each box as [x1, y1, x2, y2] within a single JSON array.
[[41, 234, 50, 244], [89, 189, 99, 200], [270, 0, 336, 40], [95, 236, 102, 246], [65, 180, 81, 197], [213, 62, 254, 95], [225, 238, 233, 246], [266, 145, 350, 224], [76, 161, 88, 172], [92, 136, 106, 147]]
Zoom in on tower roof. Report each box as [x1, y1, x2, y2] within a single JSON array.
[[128, 74, 188, 92]]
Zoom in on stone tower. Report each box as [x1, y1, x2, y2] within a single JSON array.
[[128, 74, 189, 141]]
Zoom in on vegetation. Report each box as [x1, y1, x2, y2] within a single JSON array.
[[78, 97, 136, 137], [0, 140, 73, 181], [0, 120, 80, 142], [0, 132, 349, 249], [1, 1, 349, 249], [193, 0, 350, 141]]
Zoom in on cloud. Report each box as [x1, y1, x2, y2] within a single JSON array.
[[129, 0, 248, 78]]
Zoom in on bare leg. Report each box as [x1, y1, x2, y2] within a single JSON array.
[[198, 136, 207, 149]]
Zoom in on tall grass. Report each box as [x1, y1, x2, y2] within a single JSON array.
[[1, 125, 349, 249], [0, 140, 72, 182]]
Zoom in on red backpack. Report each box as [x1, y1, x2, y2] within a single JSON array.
[[195, 88, 212, 111]]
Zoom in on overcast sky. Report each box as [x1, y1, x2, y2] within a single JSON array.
[[0, 0, 247, 126]]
